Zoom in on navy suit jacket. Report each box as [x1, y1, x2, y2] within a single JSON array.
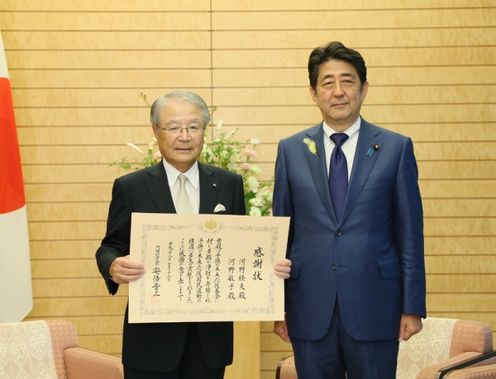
[[96, 161, 245, 372], [273, 118, 426, 342]]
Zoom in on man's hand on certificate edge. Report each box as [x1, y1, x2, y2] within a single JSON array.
[[274, 258, 292, 279], [109, 255, 145, 284], [274, 320, 291, 343]]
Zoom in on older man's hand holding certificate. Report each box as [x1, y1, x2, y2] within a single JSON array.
[[128, 213, 289, 323]]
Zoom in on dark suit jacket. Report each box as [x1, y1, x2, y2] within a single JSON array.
[[273, 118, 426, 342], [96, 161, 245, 372]]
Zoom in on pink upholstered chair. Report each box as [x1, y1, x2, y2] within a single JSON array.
[[276, 318, 496, 379], [0, 319, 123, 379]]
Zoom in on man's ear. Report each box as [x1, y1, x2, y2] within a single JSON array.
[[152, 125, 159, 138], [309, 86, 318, 104], [360, 81, 369, 100]]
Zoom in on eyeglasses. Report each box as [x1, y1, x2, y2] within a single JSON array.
[[158, 125, 205, 135]]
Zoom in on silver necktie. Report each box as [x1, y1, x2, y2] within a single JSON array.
[[176, 174, 194, 214]]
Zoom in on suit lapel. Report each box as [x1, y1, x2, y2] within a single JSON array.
[[305, 124, 337, 223], [341, 119, 382, 224], [198, 163, 219, 214], [144, 162, 176, 213]]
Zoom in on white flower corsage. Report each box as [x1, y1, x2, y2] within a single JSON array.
[[303, 137, 317, 156]]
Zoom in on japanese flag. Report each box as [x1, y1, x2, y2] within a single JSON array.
[[0, 31, 33, 322]]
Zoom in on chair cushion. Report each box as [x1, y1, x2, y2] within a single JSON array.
[[396, 317, 456, 379], [0, 320, 58, 378], [64, 348, 123, 379], [277, 356, 297, 379], [45, 319, 79, 378], [450, 319, 493, 356]]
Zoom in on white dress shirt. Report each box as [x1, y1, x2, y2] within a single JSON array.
[[162, 160, 200, 214]]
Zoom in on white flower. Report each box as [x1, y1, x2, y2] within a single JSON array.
[[250, 165, 261, 175], [257, 187, 271, 197], [246, 176, 259, 193], [303, 137, 317, 155], [249, 196, 264, 207], [261, 190, 273, 202], [249, 207, 262, 216], [215, 120, 224, 131]]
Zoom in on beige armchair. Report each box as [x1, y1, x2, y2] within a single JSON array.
[[0, 319, 123, 379], [276, 318, 496, 379]]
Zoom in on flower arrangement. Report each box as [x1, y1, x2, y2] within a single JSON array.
[[115, 120, 272, 216]]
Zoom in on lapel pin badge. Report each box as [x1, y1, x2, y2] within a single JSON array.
[[366, 144, 380, 157]]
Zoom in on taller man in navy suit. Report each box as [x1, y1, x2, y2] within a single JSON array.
[[272, 41, 426, 378]]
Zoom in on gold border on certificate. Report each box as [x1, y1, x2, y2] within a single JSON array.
[[129, 213, 289, 323]]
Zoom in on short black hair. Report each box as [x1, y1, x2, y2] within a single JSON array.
[[308, 41, 367, 89]]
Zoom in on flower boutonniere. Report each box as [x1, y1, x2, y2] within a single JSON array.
[[303, 137, 317, 156]]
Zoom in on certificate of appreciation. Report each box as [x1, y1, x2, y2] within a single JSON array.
[[129, 213, 289, 323]]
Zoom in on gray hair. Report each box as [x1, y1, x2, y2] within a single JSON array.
[[149, 90, 211, 126]]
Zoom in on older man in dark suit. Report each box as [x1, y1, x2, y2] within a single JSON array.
[[96, 90, 264, 379]]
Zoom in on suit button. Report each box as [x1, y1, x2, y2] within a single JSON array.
[[335, 230, 342, 237], [331, 264, 336, 271]]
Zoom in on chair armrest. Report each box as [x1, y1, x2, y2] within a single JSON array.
[[64, 347, 123, 379], [276, 355, 297, 379], [417, 352, 481, 379], [437, 351, 496, 379], [444, 363, 496, 379]]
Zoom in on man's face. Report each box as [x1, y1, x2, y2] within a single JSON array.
[[310, 59, 368, 131], [153, 99, 205, 172]]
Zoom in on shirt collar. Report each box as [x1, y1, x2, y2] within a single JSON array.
[[322, 117, 361, 141], [162, 159, 199, 190]]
